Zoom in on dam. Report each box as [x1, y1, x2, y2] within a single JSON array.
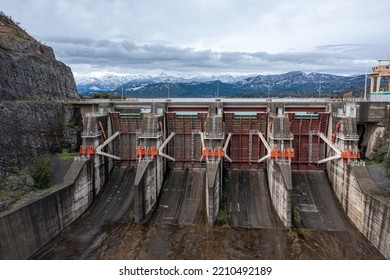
[[1, 97, 390, 259], [0, 12, 389, 260]]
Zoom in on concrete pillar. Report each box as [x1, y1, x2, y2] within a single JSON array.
[[376, 76, 382, 92], [203, 104, 224, 226], [134, 113, 165, 223], [266, 112, 293, 228], [370, 76, 375, 93], [387, 77, 390, 92]]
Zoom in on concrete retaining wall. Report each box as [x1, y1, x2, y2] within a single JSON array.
[[134, 157, 164, 222], [327, 161, 390, 259], [267, 160, 292, 228], [0, 160, 93, 259]]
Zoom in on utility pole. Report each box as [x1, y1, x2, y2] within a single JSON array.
[[319, 80, 322, 98], [166, 83, 170, 98], [364, 67, 368, 101], [267, 84, 272, 98]]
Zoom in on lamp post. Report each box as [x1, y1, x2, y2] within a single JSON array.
[[165, 83, 170, 99], [364, 66, 368, 101], [318, 80, 321, 99], [267, 84, 273, 98]]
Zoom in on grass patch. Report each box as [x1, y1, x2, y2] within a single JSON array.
[[216, 207, 228, 224], [11, 190, 37, 209], [292, 197, 302, 228], [0, 188, 36, 210], [216, 185, 229, 226], [377, 192, 390, 199], [57, 149, 79, 160], [0, 188, 14, 201]]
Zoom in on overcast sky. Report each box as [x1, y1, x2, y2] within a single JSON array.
[[2, 0, 389, 76]]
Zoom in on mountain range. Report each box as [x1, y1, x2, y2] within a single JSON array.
[[75, 71, 366, 98]]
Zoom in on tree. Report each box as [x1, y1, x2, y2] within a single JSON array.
[[32, 155, 54, 189]]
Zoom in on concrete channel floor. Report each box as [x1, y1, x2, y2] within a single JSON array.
[[152, 168, 206, 225], [30, 167, 385, 259], [31, 165, 137, 259], [87, 166, 136, 221], [226, 169, 283, 229], [292, 170, 347, 231]]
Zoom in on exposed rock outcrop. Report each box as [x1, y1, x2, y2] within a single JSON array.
[[0, 13, 78, 101], [0, 13, 81, 179]]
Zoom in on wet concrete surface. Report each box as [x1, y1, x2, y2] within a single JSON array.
[[366, 163, 390, 193], [292, 171, 347, 231], [226, 169, 282, 228], [32, 165, 136, 259], [153, 168, 206, 225], [96, 224, 385, 259], [31, 168, 385, 260], [52, 157, 73, 185]]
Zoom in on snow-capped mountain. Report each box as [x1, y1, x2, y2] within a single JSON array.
[[236, 71, 364, 93], [74, 72, 250, 94], [75, 71, 366, 98]]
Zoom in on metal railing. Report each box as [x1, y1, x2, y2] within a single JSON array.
[[136, 129, 162, 138], [85, 112, 106, 117], [348, 160, 365, 167], [269, 132, 294, 140], [81, 130, 102, 138], [336, 132, 359, 141], [277, 159, 292, 166]]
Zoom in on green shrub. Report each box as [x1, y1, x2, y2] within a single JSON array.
[[32, 155, 54, 189], [292, 197, 302, 228], [216, 207, 228, 224]]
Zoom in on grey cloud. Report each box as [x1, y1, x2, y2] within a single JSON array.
[[44, 36, 387, 75], [3, 0, 389, 76]]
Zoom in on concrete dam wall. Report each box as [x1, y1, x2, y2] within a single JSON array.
[[328, 162, 390, 259], [0, 160, 94, 259], [1, 98, 390, 259]]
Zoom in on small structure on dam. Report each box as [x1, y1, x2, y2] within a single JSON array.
[[370, 60, 390, 101]]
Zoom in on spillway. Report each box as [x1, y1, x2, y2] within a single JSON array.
[[31, 165, 136, 259], [153, 168, 206, 225], [292, 171, 347, 231], [226, 169, 282, 228]]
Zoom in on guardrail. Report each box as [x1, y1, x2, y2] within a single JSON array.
[[136, 130, 162, 138], [336, 132, 359, 141], [81, 130, 102, 138]]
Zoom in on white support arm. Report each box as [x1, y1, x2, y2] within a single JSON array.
[[96, 131, 121, 160], [257, 132, 272, 163], [223, 132, 233, 162], [311, 131, 342, 163], [258, 154, 271, 163], [158, 132, 175, 161], [258, 132, 271, 152]]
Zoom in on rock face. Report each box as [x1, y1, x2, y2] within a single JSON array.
[[0, 13, 80, 179], [0, 14, 78, 101]]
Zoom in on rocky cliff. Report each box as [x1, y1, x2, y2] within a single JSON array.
[[0, 13, 78, 101], [0, 13, 80, 179]]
